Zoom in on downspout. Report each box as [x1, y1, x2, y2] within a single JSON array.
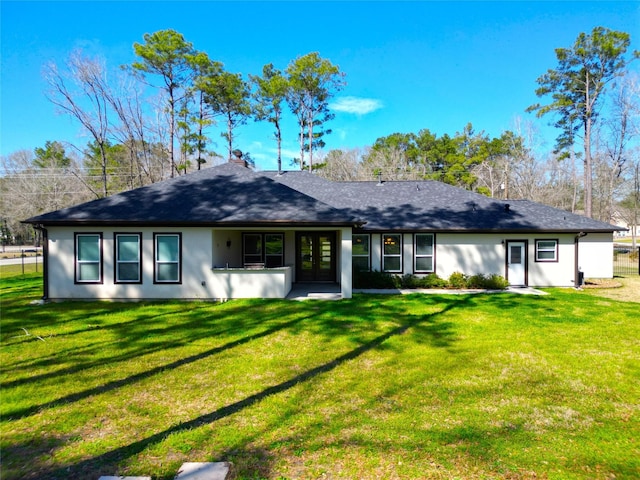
[[574, 232, 587, 288]]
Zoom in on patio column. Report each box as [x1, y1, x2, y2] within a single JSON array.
[[340, 227, 352, 299]]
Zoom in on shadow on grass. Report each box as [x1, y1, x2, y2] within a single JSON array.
[[3, 313, 315, 419], [34, 296, 464, 479]]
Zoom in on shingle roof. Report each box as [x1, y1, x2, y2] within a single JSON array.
[[24, 163, 622, 233], [24, 163, 360, 227], [263, 170, 622, 232]]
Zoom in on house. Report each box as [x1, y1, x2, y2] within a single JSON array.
[[611, 209, 637, 239], [23, 161, 623, 301]]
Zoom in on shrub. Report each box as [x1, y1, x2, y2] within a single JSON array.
[[466, 273, 486, 289], [354, 270, 401, 289], [400, 274, 420, 288], [448, 271, 468, 289], [466, 273, 509, 290], [420, 273, 448, 288], [483, 274, 510, 290], [399, 273, 447, 289]]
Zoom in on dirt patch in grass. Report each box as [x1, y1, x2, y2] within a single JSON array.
[[584, 278, 623, 289], [583, 276, 640, 303]]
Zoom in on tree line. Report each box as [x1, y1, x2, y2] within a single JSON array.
[[1, 27, 638, 247]]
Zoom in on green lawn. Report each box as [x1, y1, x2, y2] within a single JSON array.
[[1, 272, 638, 480]]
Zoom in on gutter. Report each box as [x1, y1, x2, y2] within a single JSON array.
[[30, 224, 49, 301], [574, 232, 587, 288]]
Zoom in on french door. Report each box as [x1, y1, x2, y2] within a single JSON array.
[[296, 232, 336, 282]]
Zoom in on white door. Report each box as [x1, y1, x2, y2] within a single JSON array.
[[507, 241, 526, 286]]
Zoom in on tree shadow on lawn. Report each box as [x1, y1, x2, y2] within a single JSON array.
[[29, 296, 464, 479], [1, 300, 324, 419]]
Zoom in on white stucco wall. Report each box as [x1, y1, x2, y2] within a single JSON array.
[[209, 267, 292, 298], [47, 226, 216, 300], [378, 232, 600, 288], [340, 227, 352, 299], [43, 226, 614, 300], [45, 225, 351, 300], [578, 232, 614, 279]]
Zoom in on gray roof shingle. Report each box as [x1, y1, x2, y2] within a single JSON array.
[[24, 163, 622, 233], [24, 163, 360, 227], [264, 170, 622, 232]]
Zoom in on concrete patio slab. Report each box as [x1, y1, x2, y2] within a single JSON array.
[[174, 462, 230, 480], [98, 477, 151, 480]]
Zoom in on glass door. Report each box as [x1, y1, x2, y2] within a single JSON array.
[[296, 232, 336, 282]]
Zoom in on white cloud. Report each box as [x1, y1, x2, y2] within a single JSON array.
[[330, 96, 383, 115]]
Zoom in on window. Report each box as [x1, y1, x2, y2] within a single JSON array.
[[242, 233, 283, 267], [154, 233, 181, 283], [382, 233, 402, 272], [264, 233, 284, 268], [75, 233, 102, 283], [352, 234, 370, 272], [115, 233, 141, 283], [535, 239, 558, 262], [414, 234, 435, 273]]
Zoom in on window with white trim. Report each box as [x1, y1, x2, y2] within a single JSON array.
[[154, 233, 181, 283], [75, 233, 102, 283], [352, 234, 370, 272], [414, 233, 435, 272], [382, 233, 402, 272], [115, 233, 142, 283], [535, 239, 558, 262]]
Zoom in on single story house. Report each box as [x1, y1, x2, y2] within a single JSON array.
[[23, 160, 623, 300]]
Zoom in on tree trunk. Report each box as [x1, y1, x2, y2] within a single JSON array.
[[584, 116, 593, 218], [298, 122, 305, 170], [227, 113, 233, 160], [307, 114, 314, 172], [168, 85, 176, 178], [98, 141, 109, 197], [275, 116, 282, 175]]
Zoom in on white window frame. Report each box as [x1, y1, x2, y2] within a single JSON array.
[[535, 239, 558, 262], [382, 233, 402, 272], [414, 233, 435, 273], [115, 233, 142, 283]]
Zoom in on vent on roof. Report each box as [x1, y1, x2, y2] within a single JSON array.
[[504, 203, 510, 212], [376, 171, 383, 186]]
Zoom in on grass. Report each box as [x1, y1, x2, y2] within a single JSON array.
[[1, 270, 639, 480]]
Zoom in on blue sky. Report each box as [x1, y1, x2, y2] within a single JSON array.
[[1, 1, 639, 171]]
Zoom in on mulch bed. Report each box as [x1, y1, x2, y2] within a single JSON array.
[[583, 278, 624, 289]]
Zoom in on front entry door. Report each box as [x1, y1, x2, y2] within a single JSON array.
[[296, 232, 336, 282], [506, 241, 527, 286]]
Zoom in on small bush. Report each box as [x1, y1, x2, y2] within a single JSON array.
[[399, 273, 447, 289], [448, 272, 468, 289], [400, 274, 420, 288], [466, 274, 486, 289], [466, 273, 509, 290], [354, 270, 401, 289], [355, 270, 507, 290], [483, 274, 510, 290]]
